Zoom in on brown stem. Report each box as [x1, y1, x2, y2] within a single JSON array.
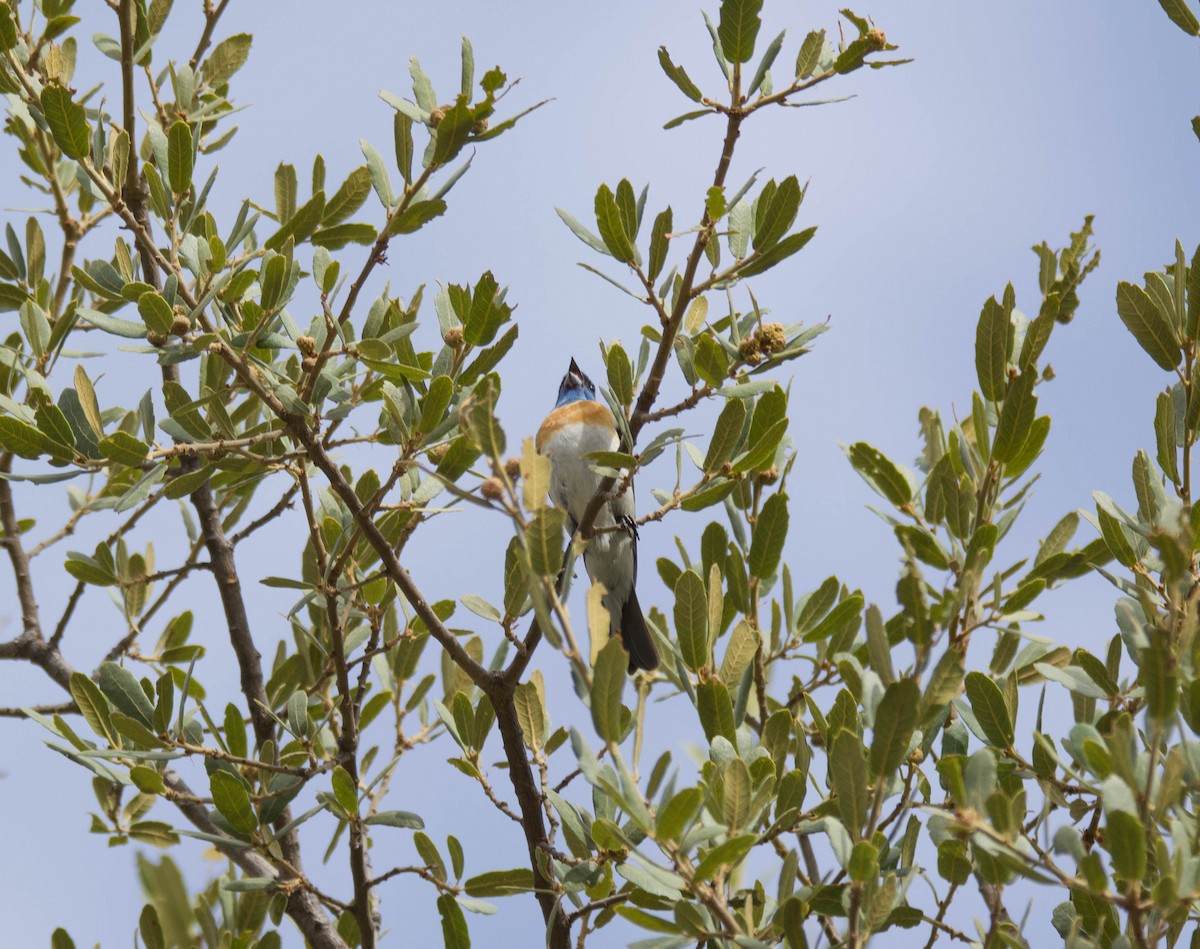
[[489, 686, 571, 949], [0, 455, 72, 690], [188, 0, 231, 70], [189, 482, 275, 749], [162, 771, 348, 949]]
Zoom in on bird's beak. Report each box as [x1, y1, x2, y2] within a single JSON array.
[[568, 357, 582, 375]]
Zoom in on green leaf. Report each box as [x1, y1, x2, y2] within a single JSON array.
[[34, 405, 76, 458], [431, 101, 474, 167], [1142, 635, 1178, 720], [735, 385, 787, 473], [556, 207, 609, 256], [722, 757, 752, 832], [0, 5, 16, 50], [747, 28, 785, 97], [694, 334, 728, 387], [657, 47, 702, 101], [975, 296, 1010, 401], [0, 416, 70, 461], [462, 868, 535, 898], [964, 671, 1013, 748], [656, 787, 704, 842], [606, 343, 634, 406], [365, 810, 425, 830], [737, 226, 816, 277], [98, 431, 150, 467], [594, 184, 637, 263], [1158, 0, 1200, 35], [591, 638, 627, 741], [311, 223, 377, 249], [274, 163, 297, 224], [97, 662, 155, 728], [264, 190, 326, 251], [437, 893, 470, 949], [40, 85, 90, 159], [360, 139, 394, 207], [648, 207, 672, 282], [693, 833, 757, 883], [831, 730, 868, 837], [869, 679, 919, 778], [696, 679, 735, 742], [719, 619, 757, 688], [69, 672, 114, 742], [79, 306, 147, 339], [387, 199, 447, 236], [1096, 504, 1137, 569], [223, 704, 247, 759], [1187, 242, 1200, 340], [1004, 414, 1051, 478], [322, 166, 372, 226], [1106, 811, 1148, 881], [202, 33, 252, 85], [674, 570, 709, 671], [921, 647, 964, 716], [846, 442, 912, 505], [137, 291, 174, 335], [992, 370, 1038, 463], [718, 0, 764, 63], [167, 121, 193, 194], [704, 397, 746, 472], [748, 492, 788, 579], [210, 770, 257, 836], [795, 29, 826, 78], [802, 592, 863, 644], [1116, 281, 1180, 371], [753, 176, 802, 252], [323, 768, 358, 820], [111, 712, 164, 748], [526, 508, 565, 575], [937, 839, 971, 885], [1155, 390, 1180, 484], [420, 375, 455, 434], [136, 905, 165, 949], [513, 678, 546, 751], [0, 282, 30, 311]]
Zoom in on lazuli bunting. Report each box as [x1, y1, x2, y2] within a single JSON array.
[[536, 359, 660, 673]]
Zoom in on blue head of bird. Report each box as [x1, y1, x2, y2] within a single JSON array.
[[556, 358, 596, 407]]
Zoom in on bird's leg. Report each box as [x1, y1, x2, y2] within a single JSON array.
[[618, 514, 639, 540]]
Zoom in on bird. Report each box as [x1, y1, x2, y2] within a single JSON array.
[[535, 358, 660, 673]]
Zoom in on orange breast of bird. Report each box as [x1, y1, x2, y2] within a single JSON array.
[[535, 400, 615, 453]]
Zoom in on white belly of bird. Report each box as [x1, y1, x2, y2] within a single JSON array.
[[540, 423, 636, 624]]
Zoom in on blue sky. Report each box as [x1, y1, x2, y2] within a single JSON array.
[[2, 1, 1199, 946]]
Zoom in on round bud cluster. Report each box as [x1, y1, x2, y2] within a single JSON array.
[[757, 322, 787, 355], [171, 314, 191, 337], [429, 107, 447, 128], [480, 477, 505, 501], [504, 457, 522, 480], [297, 335, 317, 356], [759, 465, 779, 485], [444, 326, 464, 348], [301, 355, 318, 373], [867, 28, 887, 50], [146, 330, 168, 346], [427, 444, 450, 464], [738, 337, 762, 365], [472, 117, 489, 134]]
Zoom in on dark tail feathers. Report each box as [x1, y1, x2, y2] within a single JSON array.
[[619, 589, 660, 673]]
